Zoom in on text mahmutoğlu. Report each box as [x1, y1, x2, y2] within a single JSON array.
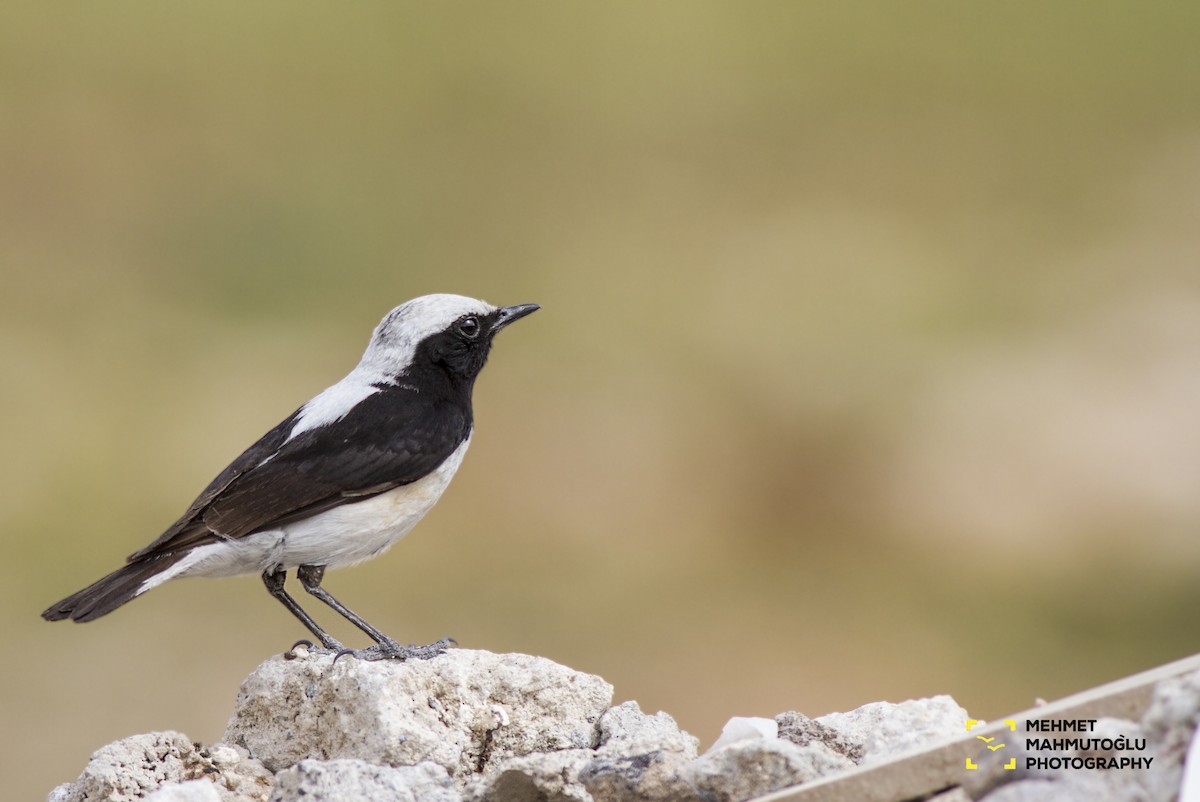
[[1024, 719, 1153, 770]]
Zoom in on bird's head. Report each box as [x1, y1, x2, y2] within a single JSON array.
[[359, 294, 539, 387]]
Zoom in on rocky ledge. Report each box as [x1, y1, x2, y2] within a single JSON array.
[[45, 648, 1200, 802]]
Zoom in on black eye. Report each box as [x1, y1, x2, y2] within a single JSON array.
[[458, 316, 481, 338]]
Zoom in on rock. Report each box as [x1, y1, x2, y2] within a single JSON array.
[[980, 774, 1128, 802], [928, 788, 974, 802], [576, 701, 700, 802], [979, 779, 1062, 802], [51, 649, 1036, 802], [1140, 667, 1200, 768], [223, 649, 613, 778], [688, 738, 855, 802], [49, 732, 198, 802], [469, 701, 701, 802], [201, 742, 276, 800], [776, 711, 865, 764], [704, 717, 778, 754], [579, 701, 700, 802], [817, 695, 969, 763], [47, 731, 273, 802], [680, 709, 857, 801], [470, 750, 595, 802], [268, 759, 459, 802], [144, 780, 224, 802], [580, 750, 698, 802], [595, 701, 699, 759], [1101, 666, 1200, 802]]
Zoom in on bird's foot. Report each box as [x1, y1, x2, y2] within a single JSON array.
[[333, 636, 456, 664], [284, 638, 347, 659]]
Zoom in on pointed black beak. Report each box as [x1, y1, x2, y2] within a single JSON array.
[[491, 303, 540, 333]]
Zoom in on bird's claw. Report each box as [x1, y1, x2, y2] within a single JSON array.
[[332, 636, 456, 664], [285, 637, 346, 659]]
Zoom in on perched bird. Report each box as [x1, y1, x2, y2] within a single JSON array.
[[43, 294, 539, 660]]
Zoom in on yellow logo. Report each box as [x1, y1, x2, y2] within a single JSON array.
[[965, 719, 1017, 770]]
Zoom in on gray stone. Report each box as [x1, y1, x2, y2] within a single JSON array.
[[46, 731, 273, 802], [581, 749, 698, 802], [68, 651, 1157, 802], [469, 702, 702, 802], [687, 738, 854, 802], [49, 731, 197, 802], [980, 774, 1130, 802], [776, 710, 865, 764], [469, 750, 595, 802], [268, 759, 459, 802], [596, 701, 699, 760], [200, 742, 276, 801], [1127, 667, 1200, 802], [928, 788, 974, 802], [223, 648, 613, 778], [704, 717, 777, 754], [816, 695, 969, 763], [144, 780, 224, 802], [1141, 667, 1200, 764], [980, 778, 1072, 802], [583, 701, 700, 802]]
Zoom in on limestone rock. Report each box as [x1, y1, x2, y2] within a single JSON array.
[[223, 648, 614, 778], [470, 749, 595, 802], [1141, 666, 1200, 767], [816, 695, 969, 763], [595, 701, 699, 759], [268, 759, 459, 802], [49, 649, 1030, 802], [928, 788, 974, 802], [776, 711, 865, 764], [581, 701, 700, 801], [980, 773, 1129, 802], [580, 749, 698, 802], [578, 702, 699, 801], [705, 717, 778, 755], [47, 732, 272, 802], [469, 701, 701, 802], [144, 780, 224, 802], [49, 732, 198, 802], [200, 742, 276, 801], [688, 738, 854, 802]]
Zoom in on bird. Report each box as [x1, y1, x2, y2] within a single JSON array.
[[42, 293, 539, 661]]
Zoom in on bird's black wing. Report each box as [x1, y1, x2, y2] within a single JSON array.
[[128, 387, 471, 562]]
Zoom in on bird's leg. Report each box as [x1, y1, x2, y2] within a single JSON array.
[[294, 564, 391, 643], [296, 564, 454, 662], [261, 567, 345, 652]]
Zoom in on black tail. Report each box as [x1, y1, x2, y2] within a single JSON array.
[[42, 553, 187, 623]]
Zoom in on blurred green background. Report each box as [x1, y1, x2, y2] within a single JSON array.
[[6, 2, 1200, 798]]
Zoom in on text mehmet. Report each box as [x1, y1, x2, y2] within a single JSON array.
[[1023, 719, 1153, 770]]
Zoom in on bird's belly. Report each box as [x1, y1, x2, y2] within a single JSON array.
[[276, 484, 438, 568], [275, 436, 471, 569]]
